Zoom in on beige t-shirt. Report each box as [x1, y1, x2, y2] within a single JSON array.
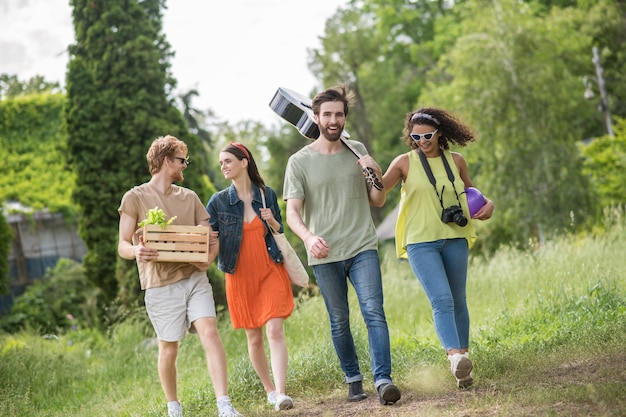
[[283, 142, 378, 266], [118, 183, 209, 289]]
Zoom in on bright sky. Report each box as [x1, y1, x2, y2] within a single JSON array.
[[0, 0, 347, 127]]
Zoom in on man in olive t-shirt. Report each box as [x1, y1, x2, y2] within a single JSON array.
[[283, 86, 401, 406]]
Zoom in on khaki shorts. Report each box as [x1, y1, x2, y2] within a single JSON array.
[[144, 270, 217, 342]]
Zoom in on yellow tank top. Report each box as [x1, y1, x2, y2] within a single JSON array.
[[395, 150, 477, 259]]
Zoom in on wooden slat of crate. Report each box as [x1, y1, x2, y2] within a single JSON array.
[[142, 224, 210, 263]]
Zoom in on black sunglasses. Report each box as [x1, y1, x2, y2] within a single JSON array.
[[173, 156, 190, 165]]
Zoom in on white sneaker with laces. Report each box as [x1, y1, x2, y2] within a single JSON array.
[[449, 352, 473, 388], [167, 401, 183, 417], [217, 402, 243, 417], [267, 391, 277, 405], [274, 393, 294, 411]]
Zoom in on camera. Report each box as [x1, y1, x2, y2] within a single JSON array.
[[441, 205, 468, 227]]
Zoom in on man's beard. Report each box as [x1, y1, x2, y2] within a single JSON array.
[[320, 124, 343, 142]]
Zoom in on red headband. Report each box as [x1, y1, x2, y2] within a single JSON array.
[[230, 142, 250, 161]]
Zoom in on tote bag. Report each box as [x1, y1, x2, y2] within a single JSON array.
[[261, 191, 309, 287]]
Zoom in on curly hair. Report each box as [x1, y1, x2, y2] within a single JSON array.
[[403, 108, 475, 151], [146, 135, 188, 175]]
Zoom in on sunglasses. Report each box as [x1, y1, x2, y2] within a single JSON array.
[[410, 129, 438, 142], [173, 156, 190, 165]]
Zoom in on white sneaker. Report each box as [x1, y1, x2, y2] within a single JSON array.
[[449, 352, 473, 388], [167, 401, 183, 417], [274, 394, 294, 411], [217, 402, 243, 417], [267, 391, 276, 405]]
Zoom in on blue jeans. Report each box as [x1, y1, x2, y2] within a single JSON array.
[[406, 238, 470, 352], [312, 250, 393, 387]]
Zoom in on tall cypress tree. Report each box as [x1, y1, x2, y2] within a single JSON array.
[[65, 0, 209, 302]]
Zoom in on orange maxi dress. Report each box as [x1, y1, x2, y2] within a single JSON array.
[[225, 216, 294, 329]]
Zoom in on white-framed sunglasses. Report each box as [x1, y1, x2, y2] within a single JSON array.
[[410, 129, 438, 142]]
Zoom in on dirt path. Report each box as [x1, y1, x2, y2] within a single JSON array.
[[279, 390, 458, 417], [268, 352, 626, 417]]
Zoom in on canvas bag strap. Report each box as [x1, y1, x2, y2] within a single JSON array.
[[260, 189, 279, 234]]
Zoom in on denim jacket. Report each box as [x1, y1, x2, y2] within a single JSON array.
[[206, 183, 284, 274]]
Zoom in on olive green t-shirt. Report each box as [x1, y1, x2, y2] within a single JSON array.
[[283, 142, 378, 266]]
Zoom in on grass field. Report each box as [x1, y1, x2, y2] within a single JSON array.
[[1, 215, 625, 416]]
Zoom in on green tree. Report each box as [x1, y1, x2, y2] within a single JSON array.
[[0, 74, 61, 98], [580, 117, 626, 209], [303, 0, 625, 251], [577, 0, 626, 138], [179, 89, 213, 147], [422, 0, 598, 249], [307, 1, 457, 219], [307, 5, 383, 153], [65, 0, 211, 303], [306, 6, 400, 222], [0, 94, 76, 216]]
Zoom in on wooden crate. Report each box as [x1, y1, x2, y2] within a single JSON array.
[[142, 224, 211, 263]]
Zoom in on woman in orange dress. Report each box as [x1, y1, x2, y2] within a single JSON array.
[[206, 142, 295, 411]]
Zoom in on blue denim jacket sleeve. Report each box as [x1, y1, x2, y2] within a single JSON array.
[[206, 184, 283, 274]]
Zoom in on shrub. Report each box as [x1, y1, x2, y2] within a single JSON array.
[[0, 258, 104, 334]]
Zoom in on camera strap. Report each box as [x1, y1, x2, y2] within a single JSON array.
[[417, 149, 464, 208]]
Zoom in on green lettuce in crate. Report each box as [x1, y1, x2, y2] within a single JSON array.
[[138, 207, 177, 229]]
